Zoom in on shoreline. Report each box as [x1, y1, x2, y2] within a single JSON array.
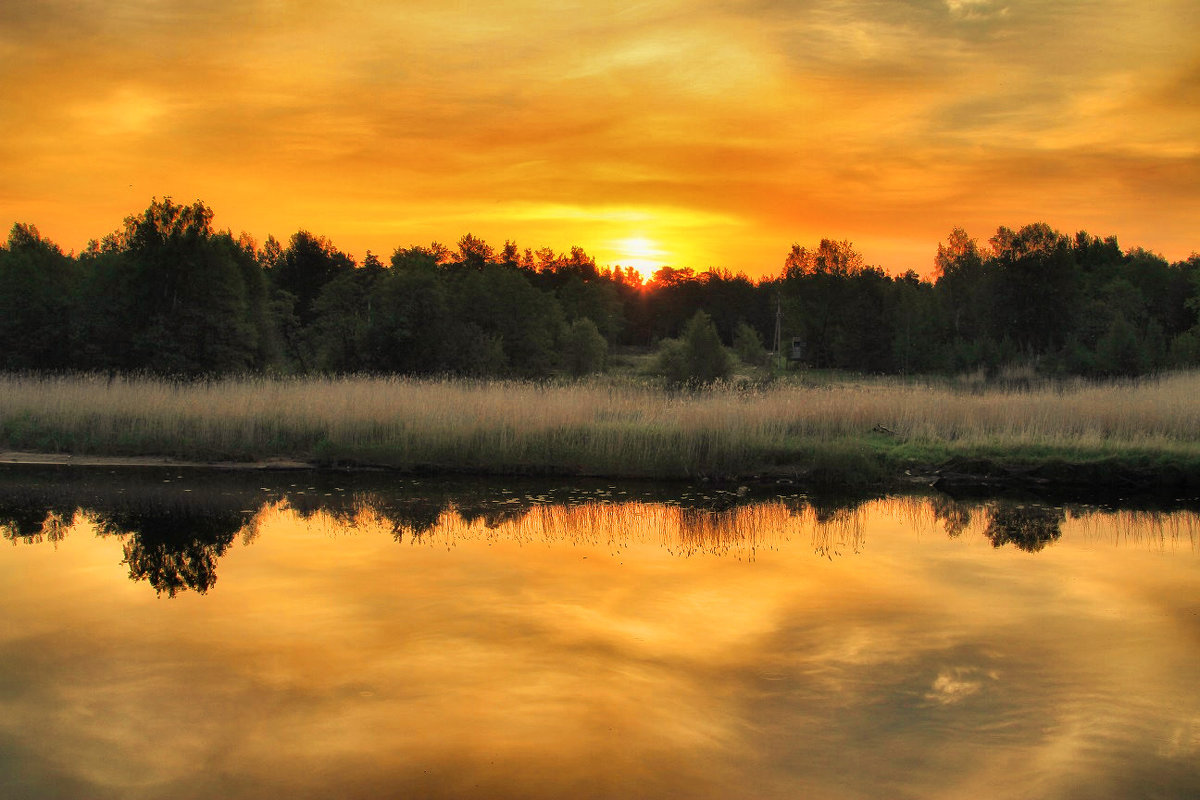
[[3, 448, 1197, 501]]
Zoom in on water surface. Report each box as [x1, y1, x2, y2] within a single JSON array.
[[1, 466, 1198, 799]]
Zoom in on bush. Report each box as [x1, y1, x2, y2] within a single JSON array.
[[1169, 329, 1200, 367], [657, 311, 733, 385], [732, 321, 768, 367], [1094, 315, 1144, 376], [561, 317, 608, 376]]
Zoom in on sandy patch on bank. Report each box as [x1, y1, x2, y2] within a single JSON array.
[[0, 451, 314, 470]]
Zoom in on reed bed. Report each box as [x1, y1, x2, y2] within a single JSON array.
[[2, 372, 1200, 480]]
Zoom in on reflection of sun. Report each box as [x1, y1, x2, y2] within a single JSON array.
[[615, 236, 664, 281]]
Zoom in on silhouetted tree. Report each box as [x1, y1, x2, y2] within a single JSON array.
[[985, 223, 1078, 356], [0, 224, 78, 369], [75, 199, 264, 374], [453, 233, 495, 271], [266, 230, 354, 327], [934, 227, 987, 342], [2, 198, 1196, 380], [449, 265, 563, 376], [364, 266, 452, 374]]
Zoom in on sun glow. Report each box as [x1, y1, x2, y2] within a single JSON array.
[[613, 236, 666, 282]]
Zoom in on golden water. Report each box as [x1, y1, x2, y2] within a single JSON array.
[[1, 478, 1198, 799]]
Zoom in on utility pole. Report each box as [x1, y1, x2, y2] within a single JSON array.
[[773, 293, 782, 363]]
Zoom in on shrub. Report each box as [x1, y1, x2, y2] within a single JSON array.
[[561, 317, 608, 376], [657, 311, 733, 385], [1094, 315, 1144, 376], [732, 321, 768, 367], [1169, 329, 1200, 367]]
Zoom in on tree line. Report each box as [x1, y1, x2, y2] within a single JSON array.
[[2, 198, 1198, 379]]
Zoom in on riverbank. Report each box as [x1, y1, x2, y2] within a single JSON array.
[[2, 373, 1199, 493]]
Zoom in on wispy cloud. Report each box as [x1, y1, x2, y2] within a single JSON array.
[[2, 0, 1196, 272]]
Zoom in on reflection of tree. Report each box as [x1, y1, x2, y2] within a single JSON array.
[[389, 502, 447, 542], [95, 509, 247, 597], [463, 506, 528, 530], [931, 495, 972, 538], [983, 505, 1064, 552], [0, 506, 73, 545]]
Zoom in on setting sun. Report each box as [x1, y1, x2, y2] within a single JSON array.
[[612, 236, 666, 281]]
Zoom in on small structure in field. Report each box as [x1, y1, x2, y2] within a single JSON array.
[[789, 337, 805, 362]]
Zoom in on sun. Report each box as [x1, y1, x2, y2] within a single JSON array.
[[613, 236, 665, 282]]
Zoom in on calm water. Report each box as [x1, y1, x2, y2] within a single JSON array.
[[1, 466, 1198, 799]]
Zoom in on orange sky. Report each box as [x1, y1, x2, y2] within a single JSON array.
[[2, 0, 1197, 278]]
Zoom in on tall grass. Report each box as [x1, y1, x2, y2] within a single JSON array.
[[2, 372, 1200, 480]]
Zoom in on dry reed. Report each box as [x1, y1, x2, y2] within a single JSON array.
[[2, 372, 1199, 478]]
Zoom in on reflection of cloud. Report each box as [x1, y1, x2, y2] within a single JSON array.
[[945, 0, 1007, 20], [1, 492, 1199, 797], [924, 666, 998, 705]]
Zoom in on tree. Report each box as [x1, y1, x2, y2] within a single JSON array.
[[644, 266, 703, 341], [310, 267, 382, 372], [556, 274, 625, 342], [784, 239, 865, 278], [450, 265, 563, 376], [697, 269, 764, 343], [891, 272, 946, 373], [453, 233, 495, 270], [0, 224, 78, 369], [363, 267, 452, 374], [75, 198, 264, 374], [391, 242, 450, 271], [985, 223, 1078, 356], [266, 230, 354, 327], [933, 227, 986, 340]]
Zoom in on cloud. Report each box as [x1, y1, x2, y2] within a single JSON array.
[[945, 0, 1008, 19], [1, 0, 1197, 272]]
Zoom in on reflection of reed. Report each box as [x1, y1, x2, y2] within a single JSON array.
[[7, 492, 1198, 575], [410, 502, 806, 559], [250, 496, 888, 561], [1070, 509, 1200, 551], [808, 505, 867, 559], [250, 498, 814, 559]]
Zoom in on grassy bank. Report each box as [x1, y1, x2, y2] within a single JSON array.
[[3, 372, 1200, 488]]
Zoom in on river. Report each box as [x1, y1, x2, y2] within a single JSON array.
[[1, 465, 1197, 799]]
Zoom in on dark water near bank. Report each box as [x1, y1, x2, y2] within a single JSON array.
[[2, 466, 1198, 800]]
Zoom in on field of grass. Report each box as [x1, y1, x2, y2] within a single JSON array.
[[2, 372, 1200, 487]]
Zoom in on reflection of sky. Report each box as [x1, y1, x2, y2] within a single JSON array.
[[0, 499, 1197, 799]]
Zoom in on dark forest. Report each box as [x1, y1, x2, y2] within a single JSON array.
[[2, 198, 1198, 379]]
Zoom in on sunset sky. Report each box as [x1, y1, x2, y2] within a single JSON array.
[[2, 0, 1197, 278]]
